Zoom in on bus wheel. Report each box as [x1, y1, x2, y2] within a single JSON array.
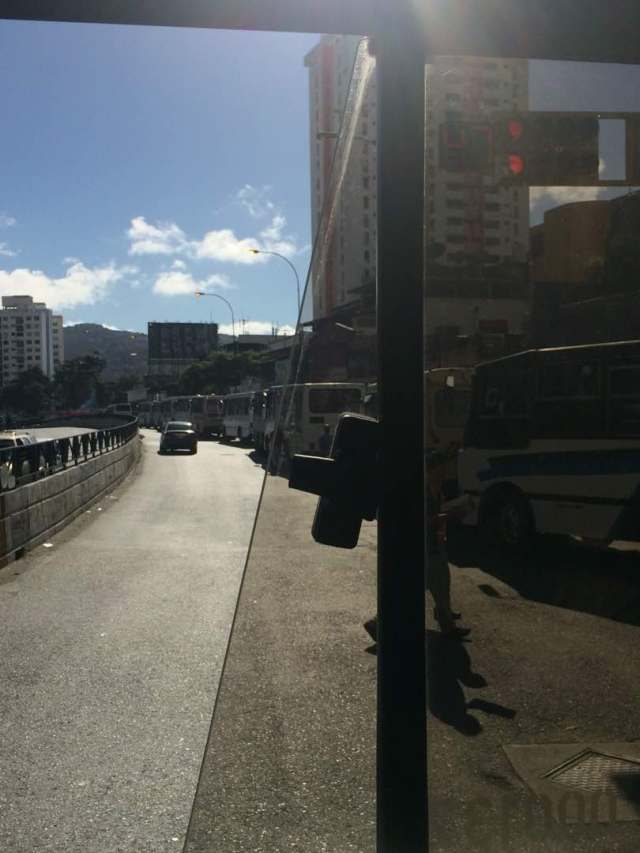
[[482, 488, 534, 551]]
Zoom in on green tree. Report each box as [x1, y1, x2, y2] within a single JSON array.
[[96, 374, 138, 408], [179, 351, 261, 395], [54, 355, 106, 409], [2, 367, 52, 417]]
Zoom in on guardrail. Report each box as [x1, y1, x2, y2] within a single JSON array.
[[0, 420, 139, 492]]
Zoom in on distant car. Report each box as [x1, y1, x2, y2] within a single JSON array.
[[0, 431, 42, 487], [0, 431, 37, 449], [159, 421, 198, 455], [106, 403, 134, 417]]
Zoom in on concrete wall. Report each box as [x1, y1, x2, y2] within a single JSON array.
[[0, 435, 141, 566]]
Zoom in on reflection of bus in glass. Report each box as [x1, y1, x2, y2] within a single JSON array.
[[190, 395, 224, 437], [364, 367, 473, 450], [459, 340, 640, 547], [222, 392, 254, 442], [279, 383, 365, 457], [425, 368, 473, 451]]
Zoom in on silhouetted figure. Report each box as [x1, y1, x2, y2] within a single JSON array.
[[317, 424, 332, 456]]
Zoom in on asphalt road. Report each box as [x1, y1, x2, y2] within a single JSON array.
[[0, 430, 264, 853]]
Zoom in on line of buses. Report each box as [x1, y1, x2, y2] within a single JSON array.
[[136, 339, 640, 547], [134, 369, 474, 460]]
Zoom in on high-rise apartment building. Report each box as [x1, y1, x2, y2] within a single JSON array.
[[0, 295, 63, 385], [52, 314, 64, 370], [305, 38, 530, 346], [305, 36, 378, 320]]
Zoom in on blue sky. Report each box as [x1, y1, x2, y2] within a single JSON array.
[[2, 22, 640, 335], [0, 22, 318, 334]]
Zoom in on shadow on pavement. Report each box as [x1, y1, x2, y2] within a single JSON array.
[[427, 630, 516, 736], [448, 526, 640, 627]]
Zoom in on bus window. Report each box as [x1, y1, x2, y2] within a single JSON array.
[[433, 387, 471, 429], [609, 365, 640, 434], [540, 362, 600, 399], [308, 388, 362, 413]]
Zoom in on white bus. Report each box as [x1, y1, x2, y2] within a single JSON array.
[[190, 394, 224, 437], [250, 390, 269, 452], [459, 340, 640, 548], [172, 396, 192, 423], [150, 400, 163, 430], [222, 391, 254, 442], [277, 382, 365, 458], [135, 400, 152, 427]]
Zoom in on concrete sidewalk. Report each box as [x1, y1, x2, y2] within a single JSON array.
[[184, 475, 378, 853]]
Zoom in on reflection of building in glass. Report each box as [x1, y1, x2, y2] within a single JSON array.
[[530, 191, 640, 347], [530, 200, 610, 283], [0, 295, 63, 385], [147, 321, 218, 378], [305, 38, 530, 366]]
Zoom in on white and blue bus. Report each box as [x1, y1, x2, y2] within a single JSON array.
[[459, 340, 640, 547]]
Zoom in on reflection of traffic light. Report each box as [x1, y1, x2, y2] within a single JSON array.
[[494, 112, 599, 186], [439, 121, 493, 174]]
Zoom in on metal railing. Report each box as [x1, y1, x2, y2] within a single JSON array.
[[0, 419, 139, 492]]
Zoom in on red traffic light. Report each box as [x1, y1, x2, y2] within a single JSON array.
[[508, 119, 524, 140], [508, 154, 525, 175]]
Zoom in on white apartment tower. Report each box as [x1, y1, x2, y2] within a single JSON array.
[[305, 38, 530, 339], [0, 295, 64, 385]]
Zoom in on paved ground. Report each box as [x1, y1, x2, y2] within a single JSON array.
[[185, 475, 640, 853], [0, 430, 264, 853], [4, 431, 640, 852]]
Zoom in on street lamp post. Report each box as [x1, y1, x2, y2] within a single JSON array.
[[194, 290, 237, 354], [248, 248, 301, 321]]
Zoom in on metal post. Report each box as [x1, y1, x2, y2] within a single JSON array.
[[375, 16, 427, 853]]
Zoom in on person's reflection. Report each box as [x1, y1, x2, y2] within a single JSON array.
[[427, 631, 516, 735], [427, 632, 485, 735]]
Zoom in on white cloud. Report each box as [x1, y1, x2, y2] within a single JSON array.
[[128, 216, 188, 256], [127, 213, 301, 263], [0, 243, 17, 258], [0, 261, 134, 310], [529, 184, 634, 225], [171, 259, 186, 270], [530, 186, 610, 209], [0, 214, 16, 229], [218, 320, 296, 336], [102, 324, 120, 331], [193, 229, 262, 263], [152, 270, 230, 296], [236, 184, 275, 219]]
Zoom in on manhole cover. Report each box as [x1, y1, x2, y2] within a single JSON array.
[[544, 749, 640, 795]]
